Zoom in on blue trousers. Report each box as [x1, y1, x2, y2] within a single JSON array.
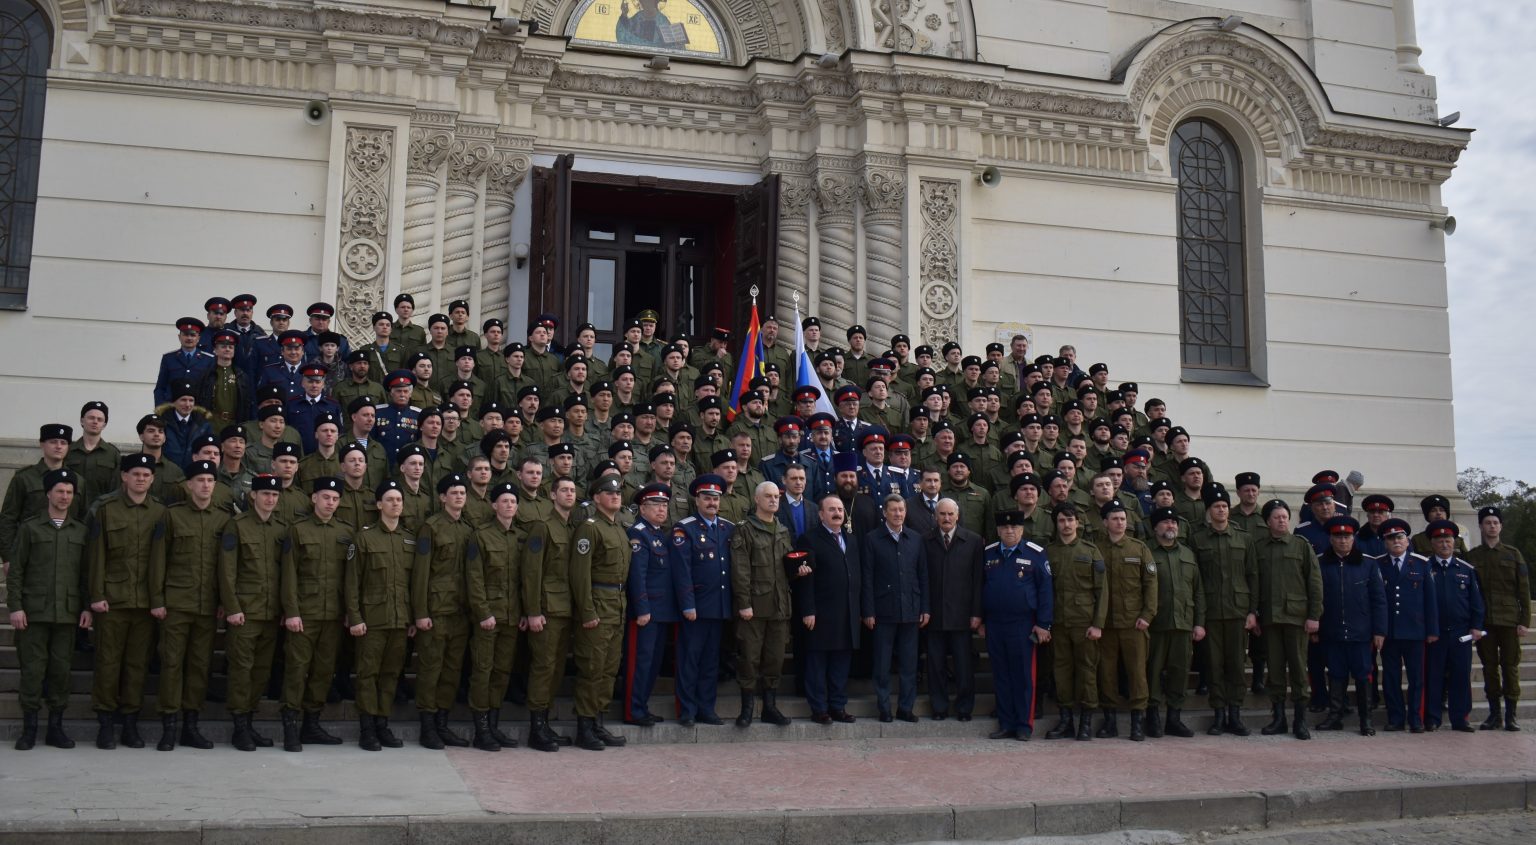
[[803, 649, 852, 715], [872, 622, 919, 716], [1322, 641, 1373, 685], [676, 618, 722, 719], [625, 619, 673, 721], [985, 620, 1037, 734], [1307, 641, 1328, 706], [1424, 637, 1473, 728], [1381, 639, 1425, 728]]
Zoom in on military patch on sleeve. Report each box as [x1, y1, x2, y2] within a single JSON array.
[[346, 543, 356, 561], [630, 539, 642, 553], [88, 519, 101, 539], [1146, 562, 1156, 574], [222, 532, 237, 552], [576, 538, 592, 556], [466, 540, 479, 561], [279, 536, 291, 554], [1093, 559, 1105, 573], [673, 529, 688, 546], [416, 536, 432, 556], [152, 520, 165, 540], [527, 535, 543, 554]]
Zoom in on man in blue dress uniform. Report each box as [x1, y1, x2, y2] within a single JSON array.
[[1376, 517, 1438, 732], [623, 483, 688, 726], [1314, 516, 1386, 735], [257, 331, 309, 402], [980, 510, 1053, 740], [670, 474, 732, 726], [155, 317, 216, 405], [284, 363, 342, 453], [372, 370, 422, 463], [1423, 519, 1485, 732]]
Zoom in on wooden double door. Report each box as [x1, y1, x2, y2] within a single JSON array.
[[530, 155, 777, 358]]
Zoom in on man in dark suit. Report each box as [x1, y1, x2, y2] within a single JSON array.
[[775, 464, 812, 541], [862, 495, 930, 722], [903, 468, 944, 537], [794, 493, 863, 724], [924, 498, 983, 720]]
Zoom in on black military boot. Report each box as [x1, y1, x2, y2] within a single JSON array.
[[247, 716, 273, 748], [1143, 705, 1163, 738], [1128, 709, 1146, 741], [359, 715, 381, 752], [15, 711, 38, 750], [1479, 698, 1502, 730], [761, 690, 791, 726], [120, 713, 145, 748], [471, 711, 500, 752], [593, 715, 627, 747], [528, 710, 559, 753], [574, 716, 606, 751], [1094, 708, 1118, 738], [231, 713, 256, 752], [435, 710, 469, 747], [97, 712, 118, 749], [1292, 702, 1311, 740], [180, 711, 214, 749], [1075, 707, 1093, 740], [1226, 705, 1251, 736], [1260, 701, 1287, 735], [1315, 681, 1345, 731], [300, 711, 343, 745], [44, 710, 74, 749], [487, 710, 516, 748], [1356, 689, 1375, 736], [156, 713, 178, 751], [735, 687, 755, 728], [417, 712, 444, 749], [376, 715, 403, 748], [1207, 708, 1225, 736], [281, 709, 303, 752], [1045, 708, 1074, 739], [1165, 708, 1193, 738], [1505, 698, 1521, 731]]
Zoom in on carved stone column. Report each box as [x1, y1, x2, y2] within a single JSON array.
[[775, 175, 813, 319], [861, 156, 907, 345], [335, 126, 395, 349], [814, 165, 858, 335], [917, 178, 959, 347], [401, 127, 453, 313], [480, 150, 530, 321], [440, 138, 493, 312]]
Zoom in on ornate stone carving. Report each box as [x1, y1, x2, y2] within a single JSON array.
[[918, 179, 959, 347], [481, 150, 530, 319], [549, 71, 760, 110], [775, 176, 814, 319], [336, 126, 395, 348], [814, 168, 859, 334], [872, 0, 963, 58], [862, 162, 907, 344], [440, 139, 494, 309], [524, 0, 794, 59], [401, 127, 453, 308], [819, 0, 847, 51]]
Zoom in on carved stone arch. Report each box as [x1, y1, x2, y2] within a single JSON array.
[[524, 0, 807, 60], [1124, 28, 1331, 171], [48, 0, 83, 29]]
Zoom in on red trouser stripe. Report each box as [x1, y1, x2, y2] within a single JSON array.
[[624, 620, 640, 722], [1027, 647, 1037, 728]]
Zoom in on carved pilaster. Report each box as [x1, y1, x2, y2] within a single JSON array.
[[335, 126, 395, 349], [401, 127, 453, 312], [814, 167, 858, 336], [439, 139, 493, 313], [861, 160, 907, 346], [480, 151, 531, 321], [775, 176, 814, 320], [917, 179, 959, 347]]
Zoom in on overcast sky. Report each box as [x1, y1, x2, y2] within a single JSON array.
[[1416, 3, 1536, 486]]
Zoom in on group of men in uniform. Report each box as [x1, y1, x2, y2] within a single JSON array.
[[1, 296, 1529, 750]]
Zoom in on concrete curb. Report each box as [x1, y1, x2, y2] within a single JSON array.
[[2, 778, 1531, 844]]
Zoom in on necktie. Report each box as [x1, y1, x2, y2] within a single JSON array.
[[1395, 557, 1403, 571], [184, 351, 193, 364], [943, 533, 951, 550], [836, 531, 845, 554], [927, 498, 936, 513]]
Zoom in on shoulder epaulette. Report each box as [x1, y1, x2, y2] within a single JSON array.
[[1025, 541, 1044, 553], [1363, 553, 1383, 561], [584, 517, 595, 523], [678, 516, 697, 525], [1409, 552, 1429, 561], [409, 406, 421, 412], [718, 517, 734, 526], [985, 542, 1000, 551]]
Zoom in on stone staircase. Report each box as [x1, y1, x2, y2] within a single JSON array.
[[0, 602, 1530, 745]]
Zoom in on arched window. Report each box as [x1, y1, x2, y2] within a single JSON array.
[[0, 0, 48, 309], [1173, 119, 1248, 372]]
